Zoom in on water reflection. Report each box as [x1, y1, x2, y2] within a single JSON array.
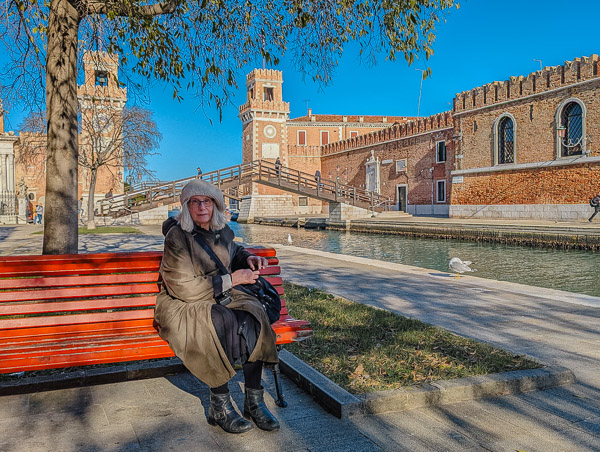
[[229, 222, 600, 297]]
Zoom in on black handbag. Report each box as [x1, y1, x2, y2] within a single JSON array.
[[235, 276, 281, 324], [192, 232, 281, 324]]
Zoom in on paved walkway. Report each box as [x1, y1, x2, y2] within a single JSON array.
[[1, 221, 600, 451]]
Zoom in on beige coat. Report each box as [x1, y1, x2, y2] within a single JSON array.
[[154, 222, 278, 388]]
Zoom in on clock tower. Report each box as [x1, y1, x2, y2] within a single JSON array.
[[238, 69, 295, 219]]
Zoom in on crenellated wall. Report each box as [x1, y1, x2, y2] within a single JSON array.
[[454, 55, 599, 112], [246, 68, 284, 83], [322, 111, 453, 157]]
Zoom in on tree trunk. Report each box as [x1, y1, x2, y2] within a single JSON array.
[[87, 169, 98, 230], [43, 0, 80, 254]]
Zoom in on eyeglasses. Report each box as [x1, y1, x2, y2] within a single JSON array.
[[189, 199, 213, 208]]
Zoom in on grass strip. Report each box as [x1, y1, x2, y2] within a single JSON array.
[[284, 282, 540, 394]]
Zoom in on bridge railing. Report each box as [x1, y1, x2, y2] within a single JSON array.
[[97, 162, 256, 215], [255, 160, 391, 209], [97, 159, 392, 216]]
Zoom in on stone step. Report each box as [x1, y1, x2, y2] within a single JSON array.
[[374, 211, 413, 218]]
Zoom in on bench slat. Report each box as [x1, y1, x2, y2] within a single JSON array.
[[0, 309, 156, 330], [0, 295, 158, 317], [0, 252, 164, 278], [0, 319, 157, 343], [0, 272, 161, 290], [0, 335, 170, 360], [256, 266, 280, 276], [0, 343, 175, 373], [0, 283, 160, 303]]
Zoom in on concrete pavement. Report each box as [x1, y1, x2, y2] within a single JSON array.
[[1, 222, 600, 451]]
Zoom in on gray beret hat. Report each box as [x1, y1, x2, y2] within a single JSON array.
[[180, 179, 225, 212]]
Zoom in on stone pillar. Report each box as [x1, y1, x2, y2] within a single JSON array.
[[7, 154, 14, 193], [0, 154, 5, 191]]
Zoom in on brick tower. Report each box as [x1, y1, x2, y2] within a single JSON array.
[[238, 69, 295, 219], [77, 51, 127, 201]]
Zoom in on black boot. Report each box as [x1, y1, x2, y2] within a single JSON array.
[[244, 387, 280, 431], [207, 392, 253, 434]]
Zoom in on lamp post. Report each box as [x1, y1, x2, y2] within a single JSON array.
[[125, 163, 132, 192], [416, 69, 426, 117]]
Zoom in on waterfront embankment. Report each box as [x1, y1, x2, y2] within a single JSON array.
[[249, 215, 600, 250]]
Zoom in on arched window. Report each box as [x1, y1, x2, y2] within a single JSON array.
[[493, 113, 516, 165], [558, 101, 584, 157], [498, 116, 514, 164]]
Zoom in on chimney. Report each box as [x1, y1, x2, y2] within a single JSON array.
[[307, 108, 312, 117]]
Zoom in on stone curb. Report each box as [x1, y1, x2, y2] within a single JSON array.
[[0, 350, 575, 423], [278, 349, 576, 419]]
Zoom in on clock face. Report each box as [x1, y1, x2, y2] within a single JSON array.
[[264, 125, 277, 139], [92, 113, 112, 133]]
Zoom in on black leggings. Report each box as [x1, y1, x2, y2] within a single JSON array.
[[210, 304, 263, 393], [211, 361, 263, 394]]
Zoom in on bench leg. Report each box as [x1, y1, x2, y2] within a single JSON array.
[[271, 362, 288, 408]]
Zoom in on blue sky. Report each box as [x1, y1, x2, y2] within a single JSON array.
[[3, 0, 599, 182]]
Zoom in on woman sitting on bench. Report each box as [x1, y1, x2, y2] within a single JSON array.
[[154, 179, 280, 434]]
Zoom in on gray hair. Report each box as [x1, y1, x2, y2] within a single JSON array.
[[177, 200, 228, 233]]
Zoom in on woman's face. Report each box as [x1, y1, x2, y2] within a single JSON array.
[[188, 195, 214, 229]]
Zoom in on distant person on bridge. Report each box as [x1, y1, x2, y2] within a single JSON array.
[[589, 193, 600, 222], [275, 157, 281, 177], [154, 179, 280, 434], [314, 169, 321, 188], [196, 166, 203, 179]]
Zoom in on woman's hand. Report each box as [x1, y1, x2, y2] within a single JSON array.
[[231, 269, 260, 286], [247, 255, 268, 270]]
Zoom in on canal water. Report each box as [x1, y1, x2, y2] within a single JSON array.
[[229, 222, 600, 298]]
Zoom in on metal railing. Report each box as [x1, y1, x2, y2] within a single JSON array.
[[254, 160, 392, 209], [0, 191, 16, 216], [97, 160, 392, 216]]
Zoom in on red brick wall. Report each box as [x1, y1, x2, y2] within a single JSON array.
[[452, 164, 600, 205]]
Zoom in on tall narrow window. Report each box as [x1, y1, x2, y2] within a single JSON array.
[[436, 140, 446, 163], [559, 101, 583, 157], [297, 130, 306, 146], [320, 131, 329, 146], [436, 180, 446, 203], [498, 117, 515, 164]]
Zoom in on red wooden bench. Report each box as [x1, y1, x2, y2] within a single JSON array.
[[0, 248, 312, 406]]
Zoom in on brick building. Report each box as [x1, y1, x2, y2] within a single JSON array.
[[451, 54, 600, 220], [241, 54, 600, 221], [8, 51, 126, 222], [321, 112, 455, 215]]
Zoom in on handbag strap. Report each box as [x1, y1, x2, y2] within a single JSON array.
[[192, 231, 229, 276]]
